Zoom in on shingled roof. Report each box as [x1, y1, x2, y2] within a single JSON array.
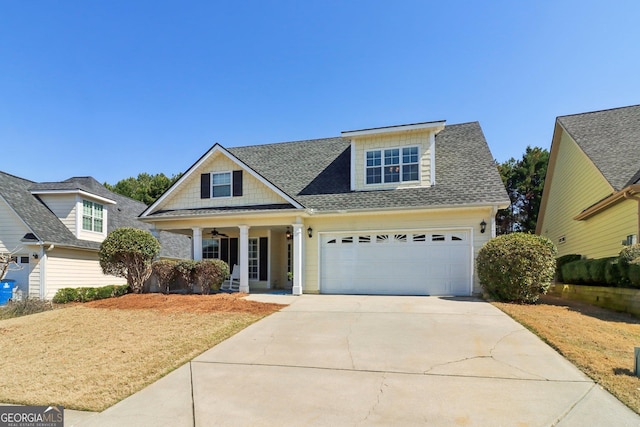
[[0, 172, 190, 258], [558, 105, 640, 190], [224, 121, 509, 211]]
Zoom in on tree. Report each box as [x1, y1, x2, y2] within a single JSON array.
[[496, 146, 549, 234], [0, 251, 22, 281], [104, 172, 182, 205], [99, 228, 160, 293]]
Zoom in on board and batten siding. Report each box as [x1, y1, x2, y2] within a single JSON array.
[[352, 130, 433, 191], [539, 130, 637, 258], [44, 248, 125, 299], [161, 152, 288, 211], [303, 206, 494, 294]]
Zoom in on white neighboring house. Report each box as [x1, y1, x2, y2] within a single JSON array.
[[0, 173, 190, 300]]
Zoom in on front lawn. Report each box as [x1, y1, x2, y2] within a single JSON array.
[[494, 295, 640, 414], [0, 293, 284, 411]]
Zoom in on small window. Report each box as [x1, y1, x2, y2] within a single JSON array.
[[358, 236, 371, 243], [82, 200, 104, 232], [431, 234, 445, 242], [365, 146, 420, 185], [376, 235, 389, 243], [202, 238, 220, 259], [327, 239, 336, 244], [20, 256, 29, 264], [341, 236, 353, 244], [451, 235, 463, 241], [558, 236, 566, 244], [212, 172, 231, 198], [394, 234, 407, 242], [412, 234, 426, 242], [626, 235, 637, 246]]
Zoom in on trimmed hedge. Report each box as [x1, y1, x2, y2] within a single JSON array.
[[52, 284, 129, 304], [559, 244, 640, 288], [477, 233, 557, 303], [555, 254, 581, 282]]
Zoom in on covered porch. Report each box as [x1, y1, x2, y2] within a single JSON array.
[[152, 220, 309, 295]]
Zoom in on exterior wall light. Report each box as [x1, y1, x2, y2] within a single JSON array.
[[480, 220, 487, 234], [285, 227, 292, 240], [307, 227, 313, 238], [32, 253, 39, 259]]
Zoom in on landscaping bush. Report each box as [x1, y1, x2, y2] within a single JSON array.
[[175, 260, 197, 293], [619, 244, 640, 286], [99, 227, 160, 293], [587, 258, 609, 285], [604, 259, 622, 286], [0, 297, 53, 319], [152, 260, 177, 294], [476, 233, 557, 303], [556, 254, 581, 282], [194, 259, 229, 294], [52, 284, 128, 304]]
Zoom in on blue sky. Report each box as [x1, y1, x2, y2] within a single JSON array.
[[1, 1, 639, 184]]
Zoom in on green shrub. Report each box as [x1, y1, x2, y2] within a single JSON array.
[[619, 244, 640, 285], [0, 297, 53, 319], [175, 260, 198, 292], [99, 227, 160, 293], [477, 233, 557, 303], [555, 254, 581, 282], [52, 288, 79, 304], [588, 258, 609, 285], [604, 260, 622, 286], [629, 264, 640, 288], [152, 260, 177, 294], [52, 284, 128, 304], [194, 259, 229, 294]]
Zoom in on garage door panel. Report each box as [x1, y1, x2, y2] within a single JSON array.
[[320, 230, 472, 296]]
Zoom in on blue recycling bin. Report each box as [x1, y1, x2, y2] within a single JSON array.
[[0, 279, 16, 305]]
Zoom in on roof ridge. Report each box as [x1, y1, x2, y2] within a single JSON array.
[[558, 104, 640, 120], [0, 170, 35, 184], [228, 136, 347, 151]]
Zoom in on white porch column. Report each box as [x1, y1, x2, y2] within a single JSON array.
[[239, 225, 250, 293], [192, 227, 203, 261], [292, 223, 304, 296]]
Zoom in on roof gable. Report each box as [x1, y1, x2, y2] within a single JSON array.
[[141, 144, 303, 217], [557, 105, 640, 191]]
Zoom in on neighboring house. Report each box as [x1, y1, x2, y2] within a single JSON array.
[[537, 105, 640, 259], [0, 173, 190, 299], [140, 120, 509, 296]]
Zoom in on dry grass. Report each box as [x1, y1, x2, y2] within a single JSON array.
[[494, 295, 640, 414], [0, 293, 284, 411]]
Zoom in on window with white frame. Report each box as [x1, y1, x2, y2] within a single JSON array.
[[248, 238, 259, 280], [366, 146, 419, 184], [82, 200, 104, 232], [202, 238, 220, 259], [212, 172, 231, 198]]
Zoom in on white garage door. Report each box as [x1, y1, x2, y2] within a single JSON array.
[[320, 230, 472, 296]]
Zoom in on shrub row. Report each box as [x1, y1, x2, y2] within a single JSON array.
[[560, 244, 640, 288], [152, 259, 229, 294], [52, 284, 129, 304]]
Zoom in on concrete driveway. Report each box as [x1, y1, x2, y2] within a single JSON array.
[[75, 295, 640, 426]]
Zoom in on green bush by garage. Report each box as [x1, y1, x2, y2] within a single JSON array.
[[559, 244, 640, 288]]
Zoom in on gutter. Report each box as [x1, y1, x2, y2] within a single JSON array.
[[623, 188, 640, 237], [574, 185, 640, 221]]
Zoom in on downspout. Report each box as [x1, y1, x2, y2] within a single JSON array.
[[39, 244, 55, 300]]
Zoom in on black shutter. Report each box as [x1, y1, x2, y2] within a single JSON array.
[[220, 238, 229, 265], [232, 170, 243, 197], [200, 173, 210, 198], [259, 237, 268, 281], [229, 238, 239, 269]]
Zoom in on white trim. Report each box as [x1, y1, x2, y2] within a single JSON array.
[[239, 225, 250, 293], [292, 223, 303, 295], [341, 121, 446, 137], [350, 140, 355, 191], [31, 189, 116, 205], [364, 145, 421, 186], [429, 131, 436, 186], [141, 144, 303, 217]]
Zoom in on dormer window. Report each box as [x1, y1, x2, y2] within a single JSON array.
[[366, 146, 419, 185], [82, 200, 104, 232]]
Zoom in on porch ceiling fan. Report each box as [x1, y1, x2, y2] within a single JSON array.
[[211, 228, 228, 238]]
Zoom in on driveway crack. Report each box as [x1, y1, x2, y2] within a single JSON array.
[[359, 373, 387, 425]]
